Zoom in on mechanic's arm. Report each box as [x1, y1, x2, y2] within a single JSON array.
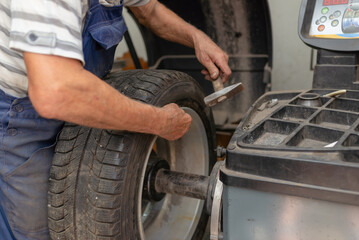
[[130, 0, 231, 82], [24, 52, 191, 141]]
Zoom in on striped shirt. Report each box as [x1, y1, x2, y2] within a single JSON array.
[[0, 0, 149, 98]]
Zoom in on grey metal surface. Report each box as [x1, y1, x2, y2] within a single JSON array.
[[223, 186, 359, 240], [137, 107, 209, 240]]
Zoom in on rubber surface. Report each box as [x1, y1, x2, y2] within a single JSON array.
[[48, 70, 216, 239]]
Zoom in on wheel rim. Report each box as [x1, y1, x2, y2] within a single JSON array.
[[137, 107, 209, 240]]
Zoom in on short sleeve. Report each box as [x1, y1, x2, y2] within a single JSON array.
[[9, 0, 84, 64], [124, 0, 150, 7]]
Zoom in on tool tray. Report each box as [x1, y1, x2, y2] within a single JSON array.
[[224, 89, 359, 205]]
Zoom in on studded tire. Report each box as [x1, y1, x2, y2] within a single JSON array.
[[47, 69, 216, 240]]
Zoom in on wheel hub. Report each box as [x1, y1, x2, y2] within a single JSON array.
[[142, 156, 170, 202]]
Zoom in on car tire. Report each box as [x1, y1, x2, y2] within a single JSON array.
[[48, 69, 216, 240]]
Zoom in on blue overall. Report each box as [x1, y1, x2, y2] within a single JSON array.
[[83, 0, 127, 78], [0, 0, 126, 239]]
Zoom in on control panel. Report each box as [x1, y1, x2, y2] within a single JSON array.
[[299, 0, 359, 50], [310, 0, 359, 38]]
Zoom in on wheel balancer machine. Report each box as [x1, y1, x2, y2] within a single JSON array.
[[143, 1, 359, 239]]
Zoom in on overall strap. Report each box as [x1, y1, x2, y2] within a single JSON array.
[[88, 0, 100, 9]]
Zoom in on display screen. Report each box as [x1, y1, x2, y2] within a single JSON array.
[[323, 0, 348, 6]]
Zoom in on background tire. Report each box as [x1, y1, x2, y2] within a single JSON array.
[[48, 70, 216, 239]]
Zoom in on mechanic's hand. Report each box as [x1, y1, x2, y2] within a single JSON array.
[[193, 31, 232, 82], [157, 103, 192, 141]]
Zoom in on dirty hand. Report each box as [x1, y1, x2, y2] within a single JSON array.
[[193, 31, 232, 82], [156, 103, 192, 141]]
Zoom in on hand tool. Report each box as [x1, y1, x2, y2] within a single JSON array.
[[323, 89, 347, 98], [204, 77, 244, 107]]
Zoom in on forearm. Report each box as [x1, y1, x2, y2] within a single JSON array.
[[130, 0, 231, 81], [25, 53, 162, 134], [130, 1, 204, 48], [47, 71, 160, 133]]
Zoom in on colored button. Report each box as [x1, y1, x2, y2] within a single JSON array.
[[7, 128, 17, 136], [13, 104, 24, 113], [334, 10, 341, 18], [318, 25, 325, 32], [332, 20, 339, 27], [320, 16, 327, 23], [322, 7, 329, 14]]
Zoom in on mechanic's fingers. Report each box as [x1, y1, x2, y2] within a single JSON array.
[[183, 112, 192, 123], [159, 103, 193, 141], [201, 56, 219, 80], [201, 69, 209, 75], [201, 69, 212, 81], [204, 76, 211, 81], [201, 54, 231, 82], [165, 114, 192, 141], [215, 55, 232, 83], [163, 102, 182, 111], [219, 66, 232, 82]]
